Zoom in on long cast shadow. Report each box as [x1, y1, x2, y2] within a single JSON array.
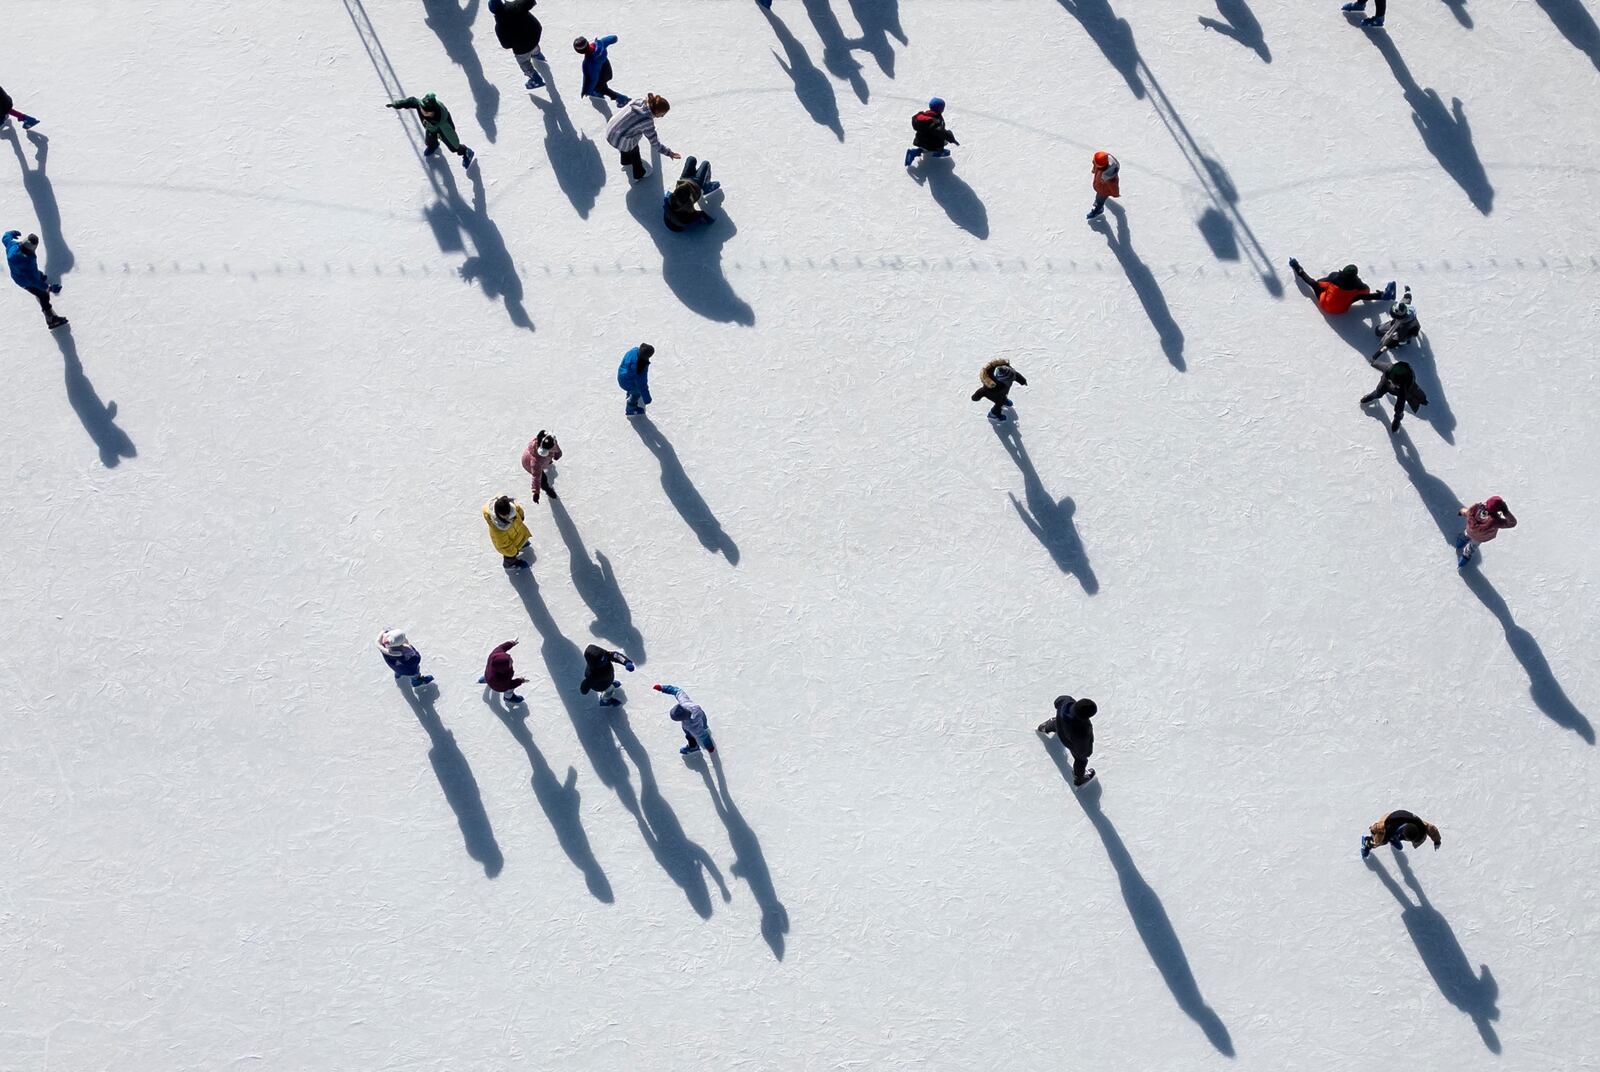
[[487, 694, 614, 901], [994, 423, 1098, 593], [54, 329, 136, 468], [801, 0, 870, 101], [1381, 424, 1593, 743], [1042, 742, 1234, 1055], [1053, 0, 1144, 98], [1534, 0, 1600, 71], [4, 128, 74, 277], [398, 682, 504, 877], [1093, 203, 1185, 369], [916, 158, 990, 240], [764, 7, 845, 141], [531, 77, 606, 218], [629, 415, 741, 566], [548, 495, 647, 663], [1367, 852, 1501, 1051], [1198, 0, 1271, 62], [625, 163, 755, 325], [425, 158, 533, 328], [1405, 335, 1455, 444], [700, 753, 790, 960], [1366, 33, 1493, 215], [1442, 0, 1473, 27], [845, 0, 907, 76], [419, 0, 500, 142]]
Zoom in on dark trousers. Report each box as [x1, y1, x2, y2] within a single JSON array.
[[591, 61, 625, 102], [680, 156, 711, 188], [620, 146, 646, 181], [424, 129, 465, 155], [1038, 716, 1090, 780], [26, 286, 54, 317]]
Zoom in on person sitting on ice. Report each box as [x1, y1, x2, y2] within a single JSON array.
[[1362, 810, 1441, 858], [905, 97, 958, 168], [663, 156, 722, 232], [1288, 258, 1392, 315], [1371, 286, 1421, 361]]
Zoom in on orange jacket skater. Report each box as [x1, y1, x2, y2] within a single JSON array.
[[1086, 151, 1120, 220], [1288, 258, 1393, 315]]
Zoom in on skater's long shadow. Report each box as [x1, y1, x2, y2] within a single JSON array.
[[764, 7, 845, 141], [1382, 425, 1593, 743], [425, 157, 533, 329], [549, 495, 647, 663], [1043, 745, 1234, 1056], [4, 129, 74, 278], [801, 0, 870, 102], [1441, 0, 1473, 28], [919, 159, 989, 240], [994, 423, 1098, 594], [486, 694, 614, 902], [1534, 0, 1600, 71], [420, 0, 499, 142], [1405, 336, 1455, 444], [1053, 0, 1145, 98], [397, 682, 504, 878], [532, 79, 606, 218], [629, 415, 741, 566], [845, 0, 907, 77], [54, 329, 136, 468], [699, 753, 790, 960], [1367, 852, 1501, 1051], [625, 162, 755, 325], [1093, 203, 1184, 369], [1366, 33, 1493, 215], [1198, 0, 1271, 62]]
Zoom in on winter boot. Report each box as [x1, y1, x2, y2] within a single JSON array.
[[1342, 1, 1366, 9], [1381, 280, 1397, 301], [1361, 835, 1373, 859], [1362, 15, 1384, 26], [599, 697, 622, 707], [506, 692, 526, 705], [21, 114, 40, 130], [525, 73, 546, 90], [612, 94, 632, 106], [987, 410, 1009, 422], [679, 741, 701, 755], [424, 142, 439, 157], [1086, 205, 1105, 220], [412, 674, 435, 688], [702, 180, 722, 195], [460, 147, 477, 170], [46, 314, 68, 330], [1074, 768, 1097, 787], [1288, 257, 1301, 272]]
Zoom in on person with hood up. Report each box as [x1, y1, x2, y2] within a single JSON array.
[[905, 97, 957, 168], [3, 230, 66, 329], [378, 629, 435, 689], [1371, 285, 1421, 360], [487, 0, 547, 90], [483, 494, 533, 569], [605, 93, 679, 182], [520, 430, 562, 503], [479, 639, 528, 705], [1288, 258, 1393, 315], [1086, 150, 1121, 220], [1036, 696, 1098, 787], [663, 156, 722, 232], [971, 358, 1027, 422], [1360, 358, 1426, 433], [1361, 809, 1441, 858], [386, 93, 476, 170], [618, 343, 654, 415], [653, 683, 715, 755], [580, 645, 636, 707], [573, 34, 629, 106], [1456, 495, 1517, 568]]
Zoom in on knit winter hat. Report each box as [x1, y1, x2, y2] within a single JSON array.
[[1484, 495, 1505, 511], [573, 36, 590, 52], [21, 233, 38, 251], [927, 97, 945, 113], [638, 343, 655, 360], [1072, 698, 1098, 719], [1093, 150, 1110, 167]]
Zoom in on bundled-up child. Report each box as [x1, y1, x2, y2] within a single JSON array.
[[387, 93, 476, 170], [378, 629, 435, 688], [479, 640, 528, 705], [574, 34, 629, 106], [1456, 495, 1517, 568], [521, 431, 562, 502], [483, 495, 533, 569], [905, 97, 957, 168], [654, 684, 715, 755], [618, 343, 655, 415], [581, 645, 635, 706], [1087, 151, 1120, 219], [971, 358, 1027, 422]]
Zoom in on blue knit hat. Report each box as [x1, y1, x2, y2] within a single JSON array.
[[927, 97, 945, 113]]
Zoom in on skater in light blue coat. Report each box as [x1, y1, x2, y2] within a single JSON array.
[[654, 684, 715, 755]]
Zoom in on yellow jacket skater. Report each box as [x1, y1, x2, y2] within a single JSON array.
[[484, 494, 532, 570]]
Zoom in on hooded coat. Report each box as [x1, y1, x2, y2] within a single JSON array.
[[971, 359, 1027, 405], [659, 686, 710, 739], [617, 347, 652, 402], [483, 499, 531, 557], [483, 640, 527, 693], [488, 0, 542, 54], [580, 645, 630, 693], [1047, 695, 1095, 759], [3, 230, 47, 291], [390, 94, 461, 149], [579, 35, 618, 97], [520, 435, 562, 500]]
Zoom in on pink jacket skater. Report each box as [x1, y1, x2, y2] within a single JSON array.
[[1456, 495, 1517, 567], [520, 431, 562, 502]]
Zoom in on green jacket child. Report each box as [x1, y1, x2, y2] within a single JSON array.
[[387, 93, 476, 170]]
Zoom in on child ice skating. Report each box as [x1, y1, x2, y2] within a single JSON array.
[[574, 35, 629, 106], [1289, 258, 1393, 315], [387, 93, 476, 170], [0, 84, 40, 130], [580, 645, 636, 707], [484, 494, 533, 569], [3, 230, 66, 329], [1037, 696, 1098, 786], [479, 640, 528, 705], [1372, 286, 1421, 360], [605, 94, 679, 182], [1341, 0, 1388, 28], [971, 358, 1027, 422], [488, 0, 546, 90], [654, 684, 715, 755], [1456, 495, 1517, 568], [663, 157, 722, 232], [618, 343, 654, 415], [379, 629, 435, 688], [520, 431, 562, 503], [1361, 810, 1441, 858], [1360, 358, 1426, 433], [1087, 151, 1120, 220], [905, 97, 957, 168]]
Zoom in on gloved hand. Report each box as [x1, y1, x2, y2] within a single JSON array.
[[385, 102, 401, 109], [624, 661, 636, 672], [48, 281, 61, 295]]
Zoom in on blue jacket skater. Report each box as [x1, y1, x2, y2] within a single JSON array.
[[617, 346, 652, 404], [4, 231, 48, 291], [579, 34, 618, 97]]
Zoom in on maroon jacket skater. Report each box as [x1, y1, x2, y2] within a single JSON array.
[[479, 640, 528, 704]]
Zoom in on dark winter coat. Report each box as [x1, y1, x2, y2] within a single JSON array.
[[484, 640, 527, 693], [663, 183, 713, 232], [911, 109, 956, 152], [1375, 314, 1420, 353], [488, 0, 542, 54], [3, 231, 46, 291], [971, 359, 1027, 405], [579, 35, 618, 97], [580, 644, 628, 693], [617, 347, 652, 402], [390, 94, 460, 148], [382, 645, 422, 677], [1048, 695, 1095, 758], [0, 86, 12, 117]]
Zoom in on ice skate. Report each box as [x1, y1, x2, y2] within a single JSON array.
[[1361, 834, 1373, 859], [460, 147, 476, 170], [46, 314, 68, 330], [1361, 15, 1384, 27], [1074, 768, 1097, 787]]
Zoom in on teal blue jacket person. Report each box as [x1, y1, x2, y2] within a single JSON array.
[[617, 343, 654, 415], [4, 230, 49, 291]]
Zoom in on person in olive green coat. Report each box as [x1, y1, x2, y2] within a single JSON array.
[[484, 495, 532, 569], [387, 92, 476, 170]]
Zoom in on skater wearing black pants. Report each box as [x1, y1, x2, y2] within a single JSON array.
[[580, 644, 635, 707], [1288, 258, 1391, 315], [972, 358, 1026, 422], [663, 157, 722, 231], [1361, 359, 1422, 433], [488, 0, 546, 90], [1361, 809, 1441, 857], [1341, 0, 1387, 28], [1037, 696, 1098, 786], [604, 94, 679, 183]]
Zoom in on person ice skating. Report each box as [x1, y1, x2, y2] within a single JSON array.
[[1341, 0, 1387, 28], [605, 93, 678, 182], [574, 35, 629, 106], [971, 358, 1027, 422], [520, 430, 562, 503], [479, 639, 528, 705], [0, 84, 40, 130], [1456, 495, 1517, 568], [663, 156, 722, 232], [386, 93, 476, 170], [905, 97, 957, 168], [654, 683, 716, 755], [1086, 151, 1120, 220], [1371, 286, 1421, 360], [618, 343, 654, 415], [1361, 809, 1440, 858], [484, 494, 533, 569], [580, 644, 635, 707], [1360, 358, 1424, 433], [3, 230, 66, 330], [1289, 258, 1393, 315], [378, 629, 435, 689], [1037, 696, 1098, 786], [488, 0, 546, 90]]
